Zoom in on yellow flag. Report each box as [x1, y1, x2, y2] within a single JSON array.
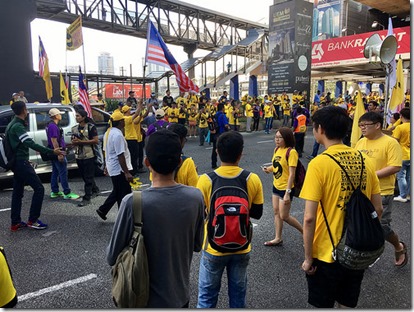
[[60, 72, 71, 104], [66, 16, 83, 51], [350, 91, 365, 148], [43, 60, 53, 101], [389, 57, 404, 111]]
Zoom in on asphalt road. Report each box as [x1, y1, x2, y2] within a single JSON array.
[[0, 122, 411, 309]]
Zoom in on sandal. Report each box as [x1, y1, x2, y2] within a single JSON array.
[[395, 241, 408, 268], [264, 240, 283, 247]]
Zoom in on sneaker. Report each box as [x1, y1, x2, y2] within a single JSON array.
[[63, 192, 80, 200], [78, 199, 90, 207], [11, 221, 27, 232], [27, 219, 48, 230], [393, 196, 408, 203], [50, 191, 64, 198], [406, 195, 411, 201]]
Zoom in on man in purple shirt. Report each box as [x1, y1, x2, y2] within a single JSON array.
[[46, 108, 79, 200], [146, 109, 170, 136]]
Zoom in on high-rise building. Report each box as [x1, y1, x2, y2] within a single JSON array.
[[98, 52, 114, 75]]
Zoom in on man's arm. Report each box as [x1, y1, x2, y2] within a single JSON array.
[[106, 194, 135, 266], [376, 166, 401, 179], [302, 200, 318, 274], [370, 193, 383, 220], [118, 153, 133, 182]]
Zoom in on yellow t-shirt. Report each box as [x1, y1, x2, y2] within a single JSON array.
[[176, 96, 188, 107], [0, 247, 16, 307], [176, 157, 199, 187], [245, 103, 253, 117], [133, 115, 144, 142], [124, 115, 138, 140], [271, 147, 298, 190], [167, 107, 179, 123], [197, 166, 264, 256], [392, 122, 410, 161], [197, 112, 209, 128], [282, 103, 291, 116], [187, 109, 197, 123], [355, 134, 402, 195], [263, 105, 274, 118], [299, 145, 381, 263]]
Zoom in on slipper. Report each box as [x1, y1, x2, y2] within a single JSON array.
[[264, 240, 283, 247], [395, 241, 408, 268]]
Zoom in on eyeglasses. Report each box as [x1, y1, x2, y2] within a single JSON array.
[[358, 122, 376, 128], [275, 136, 284, 139]]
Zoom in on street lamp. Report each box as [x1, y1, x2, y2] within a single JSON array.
[[371, 21, 385, 29]]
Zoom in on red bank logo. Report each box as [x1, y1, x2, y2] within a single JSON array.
[[311, 43, 324, 61]]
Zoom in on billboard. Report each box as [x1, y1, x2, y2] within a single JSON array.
[[268, 0, 313, 94], [312, 0, 342, 41], [104, 84, 151, 99]]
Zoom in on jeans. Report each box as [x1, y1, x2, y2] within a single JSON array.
[[397, 160, 410, 198], [98, 172, 132, 216], [275, 105, 280, 119], [11, 160, 44, 224], [264, 117, 272, 133], [199, 127, 209, 145], [311, 140, 320, 157], [197, 251, 250, 308], [76, 158, 98, 201], [246, 117, 252, 132], [283, 115, 290, 126], [51, 157, 70, 194]]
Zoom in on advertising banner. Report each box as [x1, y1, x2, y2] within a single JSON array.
[[104, 84, 151, 99], [311, 26, 410, 68]]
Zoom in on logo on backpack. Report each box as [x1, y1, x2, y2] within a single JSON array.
[[0, 133, 16, 172], [321, 152, 385, 270], [206, 170, 252, 253]]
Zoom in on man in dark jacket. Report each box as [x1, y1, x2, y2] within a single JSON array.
[[7, 101, 64, 232], [211, 103, 230, 169]]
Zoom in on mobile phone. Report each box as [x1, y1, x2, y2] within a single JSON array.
[[261, 163, 272, 170]]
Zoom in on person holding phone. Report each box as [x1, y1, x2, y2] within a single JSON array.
[[262, 127, 303, 246]]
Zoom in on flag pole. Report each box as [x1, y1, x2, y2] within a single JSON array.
[[383, 64, 390, 129]]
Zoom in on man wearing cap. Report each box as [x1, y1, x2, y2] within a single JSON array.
[[122, 102, 144, 175], [7, 102, 65, 231], [96, 110, 134, 221], [47, 108, 80, 200], [9, 93, 19, 105], [146, 109, 170, 137]]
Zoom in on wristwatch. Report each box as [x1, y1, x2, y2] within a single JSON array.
[[286, 189, 292, 194]]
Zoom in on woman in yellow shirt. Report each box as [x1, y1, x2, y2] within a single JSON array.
[[262, 127, 303, 246]]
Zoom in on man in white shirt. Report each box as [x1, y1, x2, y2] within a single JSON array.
[[96, 111, 134, 220]]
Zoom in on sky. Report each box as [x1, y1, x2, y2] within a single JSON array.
[[30, 0, 274, 77]]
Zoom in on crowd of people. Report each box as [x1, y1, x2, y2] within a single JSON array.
[[1, 84, 410, 308]]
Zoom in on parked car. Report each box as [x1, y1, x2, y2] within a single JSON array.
[[0, 103, 110, 184]]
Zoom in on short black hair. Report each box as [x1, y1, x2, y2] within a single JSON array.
[[11, 101, 26, 115], [146, 130, 181, 175], [359, 112, 383, 125], [312, 106, 350, 140], [217, 131, 243, 163], [368, 100, 379, 107], [129, 91, 134, 95], [217, 103, 225, 112], [399, 108, 410, 120]]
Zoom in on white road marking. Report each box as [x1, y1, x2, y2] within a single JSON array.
[[257, 140, 273, 144], [205, 147, 213, 150], [100, 190, 112, 194], [18, 273, 97, 302], [0, 208, 11, 212]]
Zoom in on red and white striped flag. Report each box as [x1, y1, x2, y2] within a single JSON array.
[[145, 20, 199, 93], [78, 71, 92, 118]]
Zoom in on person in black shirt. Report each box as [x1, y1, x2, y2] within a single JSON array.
[[163, 89, 174, 108], [126, 91, 138, 109]]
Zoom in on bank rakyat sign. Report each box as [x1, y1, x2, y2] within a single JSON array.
[[311, 26, 410, 68]]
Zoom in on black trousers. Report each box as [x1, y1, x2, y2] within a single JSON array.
[[253, 116, 260, 131], [211, 133, 218, 167], [127, 140, 139, 175], [98, 172, 132, 216], [76, 158, 99, 201], [294, 132, 305, 156], [138, 140, 145, 169]]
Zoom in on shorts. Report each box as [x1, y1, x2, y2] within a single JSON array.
[[306, 259, 365, 308], [272, 186, 294, 201], [380, 195, 394, 239]]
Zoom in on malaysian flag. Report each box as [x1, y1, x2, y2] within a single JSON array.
[[78, 69, 92, 118], [145, 20, 199, 93], [39, 36, 53, 100]]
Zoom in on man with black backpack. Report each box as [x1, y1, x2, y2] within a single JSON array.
[[300, 106, 383, 308], [145, 109, 169, 137], [196, 131, 264, 308]]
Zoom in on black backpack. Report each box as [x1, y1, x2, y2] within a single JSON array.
[[206, 170, 252, 253], [275, 147, 306, 197], [321, 152, 385, 270], [153, 121, 168, 132], [207, 115, 218, 132], [0, 128, 17, 171]]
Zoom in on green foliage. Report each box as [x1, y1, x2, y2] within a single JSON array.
[[105, 99, 119, 112]]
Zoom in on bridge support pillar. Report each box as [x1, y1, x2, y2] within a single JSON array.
[[230, 75, 239, 101], [183, 43, 198, 81], [366, 82, 372, 95], [317, 80, 325, 93], [0, 0, 46, 103], [335, 81, 343, 98], [249, 75, 258, 97]]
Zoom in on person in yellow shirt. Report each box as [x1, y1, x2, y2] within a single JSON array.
[[175, 92, 188, 108], [228, 100, 241, 131], [177, 101, 187, 125], [282, 99, 291, 127], [166, 102, 179, 124], [263, 100, 275, 134], [263, 127, 303, 246], [386, 112, 400, 130], [273, 93, 282, 120], [355, 112, 407, 267], [122, 104, 143, 176], [244, 99, 253, 132], [392, 108, 410, 202], [197, 106, 209, 146], [196, 131, 263, 308], [187, 104, 198, 138], [0, 247, 17, 308], [301, 106, 382, 308]]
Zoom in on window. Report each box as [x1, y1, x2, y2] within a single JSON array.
[[35, 109, 70, 130]]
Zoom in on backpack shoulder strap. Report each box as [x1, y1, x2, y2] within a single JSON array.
[[322, 153, 356, 191], [285, 147, 293, 162], [132, 191, 143, 230]]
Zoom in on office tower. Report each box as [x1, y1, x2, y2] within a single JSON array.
[[98, 52, 114, 75]]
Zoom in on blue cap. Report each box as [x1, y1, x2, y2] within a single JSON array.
[[118, 101, 124, 106]]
